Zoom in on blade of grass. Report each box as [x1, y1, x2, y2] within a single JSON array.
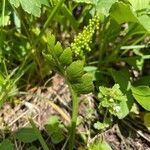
[[121, 44, 149, 50]]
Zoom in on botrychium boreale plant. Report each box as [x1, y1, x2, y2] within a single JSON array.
[[43, 14, 100, 150]]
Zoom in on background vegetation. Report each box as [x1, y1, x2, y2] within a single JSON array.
[[0, 0, 150, 149]]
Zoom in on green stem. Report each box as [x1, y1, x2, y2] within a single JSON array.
[[34, 0, 65, 45], [29, 118, 49, 150], [68, 84, 79, 150], [2, 0, 6, 26]]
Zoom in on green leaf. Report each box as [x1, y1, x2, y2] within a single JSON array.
[[131, 86, 150, 111], [138, 15, 150, 33], [47, 33, 56, 49], [53, 42, 63, 57], [121, 56, 142, 70], [117, 100, 129, 119], [144, 113, 150, 131], [89, 139, 112, 150], [133, 76, 150, 86], [61, 5, 79, 29], [45, 116, 64, 144], [0, 140, 14, 150], [94, 122, 109, 130], [43, 53, 56, 68], [111, 69, 130, 92], [9, 0, 50, 17], [72, 73, 94, 94], [15, 128, 37, 143], [96, 0, 117, 16], [20, 0, 41, 17], [59, 47, 72, 66], [66, 60, 84, 82], [40, 0, 50, 7], [8, 0, 20, 7], [128, 0, 150, 11], [110, 2, 137, 24]]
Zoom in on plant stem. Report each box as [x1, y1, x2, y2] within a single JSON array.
[[34, 0, 65, 45], [68, 84, 79, 150], [29, 118, 49, 150], [2, 0, 6, 26]]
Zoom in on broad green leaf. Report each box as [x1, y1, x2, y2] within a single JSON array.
[[9, 0, 50, 17], [138, 15, 150, 33], [19, 0, 41, 17], [15, 128, 37, 143], [96, 0, 117, 16], [111, 69, 130, 92], [59, 47, 72, 66], [40, 0, 50, 7], [121, 56, 142, 70], [128, 0, 150, 11], [110, 2, 150, 33], [0, 140, 14, 150], [110, 2, 137, 24], [8, 0, 20, 7], [66, 60, 84, 82], [89, 139, 112, 150], [133, 76, 150, 86], [104, 19, 121, 41], [126, 23, 147, 36], [72, 73, 94, 94], [131, 86, 150, 111]]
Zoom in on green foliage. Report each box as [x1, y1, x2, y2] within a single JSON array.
[[95, 0, 117, 16], [72, 73, 94, 94], [59, 47, 73, 66], [89, 138, 112, 150], [0, 140, 14, 150], [66, 60, 84, 82], [0, 0, 150, 149], [98, 84, 128, 119], [43, 33, 94, 95], [45, 116, 65, 144], [128, 0, 150, 11], [15, 128, 38, 143], [110, 2, 137, 24], [94, 121, 109, 130], [144, 113, 150, 131], [0, 67, 22, 107], [8, 0, 50, 17], [110, 1, 150, 32], [131, 86, 150, 111]]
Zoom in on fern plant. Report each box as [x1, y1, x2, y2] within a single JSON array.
[[43, 32, 94, 149]]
